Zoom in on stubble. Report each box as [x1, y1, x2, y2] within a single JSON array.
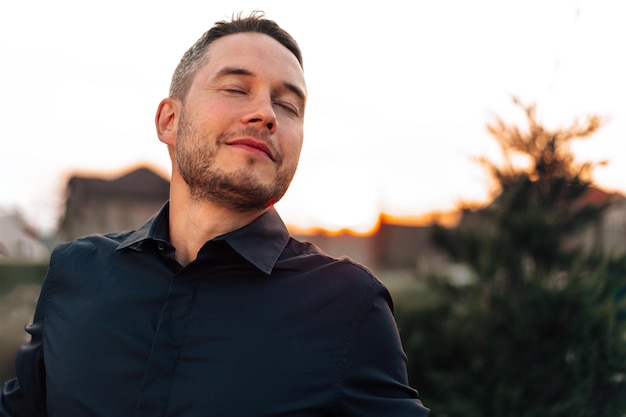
[[175, 113, 294, 212]]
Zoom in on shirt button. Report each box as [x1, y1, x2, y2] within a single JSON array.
[[157, 242, 165, 251]]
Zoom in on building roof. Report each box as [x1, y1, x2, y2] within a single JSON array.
[[67, 166, 170, 200]]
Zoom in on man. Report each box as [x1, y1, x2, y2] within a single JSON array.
[[1, 12, 429, 416]]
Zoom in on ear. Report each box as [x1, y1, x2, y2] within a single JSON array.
[[155, 97, 181, 146]]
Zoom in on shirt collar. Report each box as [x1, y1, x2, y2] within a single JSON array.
[[219, 207, 290, 275], [117, 202, 170, 250], [117, 202, 290, 275]]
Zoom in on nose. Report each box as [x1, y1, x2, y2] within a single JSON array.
[[242, 95, 277, 134]]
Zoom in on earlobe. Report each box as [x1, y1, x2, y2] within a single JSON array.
[[155, 98, 181, 146]]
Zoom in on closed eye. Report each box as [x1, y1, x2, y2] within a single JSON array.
[[223, 88, 247, 95], [274, 101, 299, 116]]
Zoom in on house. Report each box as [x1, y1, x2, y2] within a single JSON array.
[[0, 212, 49, 262], [296, 187, 626, 288], [57, 166, 170, 241]]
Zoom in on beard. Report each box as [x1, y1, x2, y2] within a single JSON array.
[[175, 112, 296, 213]]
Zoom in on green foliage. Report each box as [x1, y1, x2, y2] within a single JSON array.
[[0, 263, 47, 296], [396, 256, 626, 417], [397, 98, 626, 416]]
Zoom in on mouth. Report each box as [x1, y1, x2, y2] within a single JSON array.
[[228, 138, 275, 161]]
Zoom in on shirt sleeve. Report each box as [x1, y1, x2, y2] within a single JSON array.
[[0, 267, 51, 417], [335, 282, 430, 416]]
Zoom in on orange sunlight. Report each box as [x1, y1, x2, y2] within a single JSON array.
[[285, 208, 465, 238]]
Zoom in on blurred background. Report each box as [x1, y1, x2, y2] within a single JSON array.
[[1, 0, 626, 234], [1, 1, 626, 415]]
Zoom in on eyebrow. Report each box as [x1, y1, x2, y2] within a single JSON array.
[[215, 66, 307, 104]]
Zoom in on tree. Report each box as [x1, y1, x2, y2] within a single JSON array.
[[396, 97, 626, 417], [435, 97, 611, 294]]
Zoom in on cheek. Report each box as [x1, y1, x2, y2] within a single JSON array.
[[281, 128, 304, 164], [187, 99, 234, 128], [282, 120, 304, 145]]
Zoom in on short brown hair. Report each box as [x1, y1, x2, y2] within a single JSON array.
[[169, 11, 303, 99]]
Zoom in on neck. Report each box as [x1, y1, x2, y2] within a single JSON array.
[[168, 177, 267, 266]]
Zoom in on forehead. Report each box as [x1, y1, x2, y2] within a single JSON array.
[[199, 32, 306, 92]]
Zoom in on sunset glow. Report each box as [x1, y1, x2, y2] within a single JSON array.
[[2, 1, 625, 235]]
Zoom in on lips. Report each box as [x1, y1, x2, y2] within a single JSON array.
[[228, 138, 275, 161]]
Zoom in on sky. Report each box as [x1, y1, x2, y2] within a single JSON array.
[[1, 0, 625, 235]]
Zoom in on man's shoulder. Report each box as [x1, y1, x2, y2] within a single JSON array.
[[278, 237, 393, 314], [282, 237, 383, 285], [52, 230, 135, 259]]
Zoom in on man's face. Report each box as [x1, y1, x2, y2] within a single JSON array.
[[174, 32, 306, 212]]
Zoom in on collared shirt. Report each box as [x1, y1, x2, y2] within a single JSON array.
[[1, 203, 429, 416]]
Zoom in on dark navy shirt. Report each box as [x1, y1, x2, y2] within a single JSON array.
[[1, 203, 429, 416]]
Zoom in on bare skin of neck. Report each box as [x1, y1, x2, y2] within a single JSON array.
[[168, 173, 267, 266]]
